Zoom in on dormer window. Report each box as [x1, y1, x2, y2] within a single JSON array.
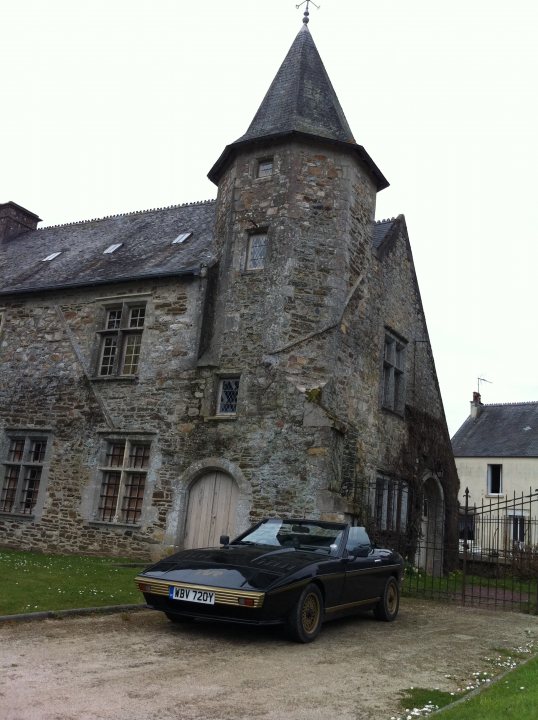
[[42, 252, 62, 262], [172, 232, 192, 245], [257, 158, 273, 178], [103, 243, 122, 254]]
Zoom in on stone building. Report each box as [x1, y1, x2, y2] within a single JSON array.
[[0, 23, 458, 561]]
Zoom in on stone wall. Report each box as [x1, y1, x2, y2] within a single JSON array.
[[0, 138, 458, 560], [0, 277, 203, 558]]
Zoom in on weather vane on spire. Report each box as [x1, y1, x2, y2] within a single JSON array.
[[296, 0, 320, 24]]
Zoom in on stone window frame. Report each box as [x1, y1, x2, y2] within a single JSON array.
[[244, 230, 268, 272], [0, 430, 53, 519], [256, 157, 274, 179], [216, 375, 241, 416], [95, 300, 147, 378], [92, 434, 154, 527], [381, 328, 407, 415]]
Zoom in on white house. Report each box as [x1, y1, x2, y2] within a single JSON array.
[[452, 392, 538, 552]]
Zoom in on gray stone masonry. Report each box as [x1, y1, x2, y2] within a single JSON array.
[[0, 24, 458, 561]]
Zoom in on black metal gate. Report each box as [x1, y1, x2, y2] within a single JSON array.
[[365, 480, 538, 614]]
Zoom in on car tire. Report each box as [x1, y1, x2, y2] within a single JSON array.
[[373, 576, 400, 621], [287, 583, 323, 643]]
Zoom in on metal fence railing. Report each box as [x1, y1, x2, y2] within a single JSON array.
[[365, 481, 538, 614]]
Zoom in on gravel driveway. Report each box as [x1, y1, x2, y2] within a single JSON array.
[[2, 599, 537, 720]]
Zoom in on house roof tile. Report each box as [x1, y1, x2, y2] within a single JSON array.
[[373, 218, 397, 249], [236, 24, 355, 146], [0, 201, 216, 295], [451, 402, 538, 457]]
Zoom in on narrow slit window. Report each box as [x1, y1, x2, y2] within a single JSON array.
[[246, 233, 267, 271], [382, 332, 406, 414]]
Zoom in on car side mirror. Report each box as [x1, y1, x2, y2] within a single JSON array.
[[220, 535, 230, 547], [346, 544, 371, 558]]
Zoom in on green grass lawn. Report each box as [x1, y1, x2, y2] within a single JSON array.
[[0, 548, 147, 615], [396, 652, 538, 720], [433, 655, 538, 720]]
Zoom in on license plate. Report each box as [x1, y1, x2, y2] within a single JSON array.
[[169, 586, 215, 605]]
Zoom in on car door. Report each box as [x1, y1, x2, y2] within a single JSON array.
[[342, 527, 385, 605]]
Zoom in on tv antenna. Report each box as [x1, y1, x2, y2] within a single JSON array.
[[477, 377, 492, 394]]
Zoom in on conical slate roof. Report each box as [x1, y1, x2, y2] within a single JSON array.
[[235, 24, 355, 145], [208, 25, 388, 190]]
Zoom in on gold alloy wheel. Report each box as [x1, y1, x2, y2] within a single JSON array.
[[301, 591, 321, 634], [386, 580, 398, 614]]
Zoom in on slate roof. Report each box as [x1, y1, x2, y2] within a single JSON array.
[[0, 201, 216, 296], [208, 25, 389, 191], [236, 24, 355, 145], [372, 218, 397, 250], [451, 402, 538, 458], [0, 26, 396, 297]]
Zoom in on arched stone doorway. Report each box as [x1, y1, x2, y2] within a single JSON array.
[[417, 475, 445, 576], [183, 470, 238, 549]]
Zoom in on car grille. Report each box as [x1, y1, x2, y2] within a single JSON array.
[[135, 577, 265, 608]]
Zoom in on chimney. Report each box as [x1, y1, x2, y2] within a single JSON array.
[[0, 202, 41, 242], [470, 391, 482, 419]]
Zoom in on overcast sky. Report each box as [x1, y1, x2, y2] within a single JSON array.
[[3, 0, 538, 436]]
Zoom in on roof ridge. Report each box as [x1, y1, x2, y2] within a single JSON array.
[[482, 401, 538, 407], [38, 199, 217, 231], [375, 217, 397, 224]]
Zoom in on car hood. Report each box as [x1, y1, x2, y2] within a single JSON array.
[[140, 545, 323, 591]]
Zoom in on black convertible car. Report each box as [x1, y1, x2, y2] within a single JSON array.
[[135, 518, 404, 642]]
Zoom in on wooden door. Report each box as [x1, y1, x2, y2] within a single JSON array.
[[184, 471, 238, 549]]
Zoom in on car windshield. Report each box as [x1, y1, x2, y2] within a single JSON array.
[[234, 519, 346, 555]]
